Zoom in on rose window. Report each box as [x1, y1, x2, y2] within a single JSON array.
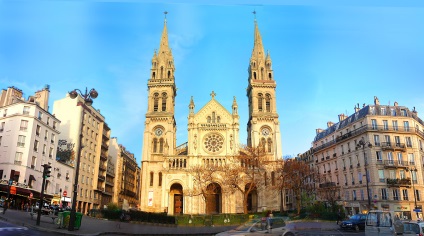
[[204, 133, 224, 153]]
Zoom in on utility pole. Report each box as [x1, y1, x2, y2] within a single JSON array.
[[36, 164, 51, 226]]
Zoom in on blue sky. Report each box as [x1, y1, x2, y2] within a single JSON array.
[[1, 1, 423, 164]]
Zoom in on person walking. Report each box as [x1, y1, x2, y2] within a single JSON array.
[[266, 210, 273, 233], [337, 209, 342, 225], [2, 198, 9, 214]]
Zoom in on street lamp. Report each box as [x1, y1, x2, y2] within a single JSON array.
[[407, 167, 419, 219], [68, 87, 98, 231], [357, 137, 373, 211]]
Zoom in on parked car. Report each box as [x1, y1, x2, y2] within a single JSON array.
[[215, 217, 297, 236], [340, 214, 367, 231], [403, 220, 424, 236]]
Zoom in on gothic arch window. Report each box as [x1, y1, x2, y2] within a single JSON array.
[[152, 72, 156, 79], [261, 67, 264, 80], [267, 138, 272, 152], [264, 172, 267, 186], [253, 72, 257, 80], [217, 116, 220, 123], [158, 172, 162, 186], [160, 67, 164, 79], [161, 92, 167, 111], [260, 137, 266, 148], [258, 93, 263, 112], [167, 70, 171, 78], [159, 138, 164, 153], [268, 72, 272, 80], [153, 93, 159, 111], [150, 172, 154, 186], [271, 171, 275, 186], [265, 94, 271, 112], [266, 62, 271, 69], [207, 116, 211, 123], [212, 112, 216, 123], [153, 138, 158, 153]]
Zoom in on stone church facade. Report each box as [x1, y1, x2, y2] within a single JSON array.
[[140, 18, 283, 215]]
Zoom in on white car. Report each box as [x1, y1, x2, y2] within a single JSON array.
[[215, 217, 297, 236], [403, 220, 424, 236]]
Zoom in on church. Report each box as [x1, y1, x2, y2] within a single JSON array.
[[139, 16, 283, 215]]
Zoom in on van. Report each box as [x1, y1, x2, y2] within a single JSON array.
[[365, 210, 404, 236]]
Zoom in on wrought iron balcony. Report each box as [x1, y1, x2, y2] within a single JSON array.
[[386, 178, 411, 187], [319, 182, 336, 188], [383, 160, 409, 169]]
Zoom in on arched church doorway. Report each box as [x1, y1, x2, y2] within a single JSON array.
[[205, 183, 222, 214], [170, 183, 183, 215], [246, 183, 258, 213]]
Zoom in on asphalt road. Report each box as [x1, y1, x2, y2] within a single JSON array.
[[297, 229, 365, 236], [0, 220, 58, 236]]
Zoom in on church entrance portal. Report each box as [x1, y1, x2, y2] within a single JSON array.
[[246, 184, 258, 213], [170, 183, 183, 215], [205, 183, 222, 214]]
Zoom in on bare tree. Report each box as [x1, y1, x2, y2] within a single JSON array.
[[274, 158, 318, 215]]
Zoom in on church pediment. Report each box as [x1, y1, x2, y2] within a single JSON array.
[[193, 97, 233, 126]]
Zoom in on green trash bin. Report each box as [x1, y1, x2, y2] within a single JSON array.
[[58, 211, 71, 229], [74, 212, 83, 230]]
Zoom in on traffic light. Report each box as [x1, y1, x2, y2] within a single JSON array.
[[42, 164, 52, 179]]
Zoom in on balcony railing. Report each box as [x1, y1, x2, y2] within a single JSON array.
[[383, 160, 409, 168], [381, 142, 406, 151], [386, 178, 411, 187], [319, 182, 336, 188]]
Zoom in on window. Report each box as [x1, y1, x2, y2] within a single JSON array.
[[353, 190, 357, 200], [43, 144, 46, 155], [404, 121, 410, 131], [34, 140, 39, 152], [405, 137, 412, 147], [394, 136, 400, 146], [258, 93, 263, 111], [0, 136, 2, 145], [402, 189, 408, 200], [53, 121, 56, 129], [15, 152, 23, 165], [20, 120, 28, 131], [392, 120, 398, 130], [3, 109, 7, 117], [397, 153, 403, 165], [360, 189, 365, 200], [51, 133, 55, 144], [408, 153, 415, 165], [376, 151, 383, 162], [358, 172, 363, 183], [399, 170, 406, 179], [149, 172, 154, 186], [383, 120, 388, 130], [158, 172, 162, 186], [391, 109, 396, 116], [49, 147, 53, 158], [46, 117, 50, 125], [371, 119, 377, 130], [387, 152, 393, 165], [271, 171, 275, 186], [82, 175, 85, 183], [0, 122, 5, 132], [381, 107, 386, 115], [393, 189, 400, 200], [385, 135, 391, 145], [374, 135, 380, 146], [412, 171, 417, 184], [23, 106, 30, 115], [265, 94, 271, 112], [17, 135, 25, 147], [29, 156, 36, 169], [38, 111, 43, 120], [153, 93, 159, 111], [416, 190, 421, 201], [267, 138, 272, 152], [161, 92, 167, 111], [36, 125, 41, 136], [381, 188, 388, 200], [401, 109, 407, 116], [44, 130, 48, 141], [378, 170, 385, 183]]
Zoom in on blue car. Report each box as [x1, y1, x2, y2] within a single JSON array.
[[340, 214, 367, 231]]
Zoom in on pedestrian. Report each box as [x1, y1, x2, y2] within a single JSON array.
[[266, 210, 273, 233], [2, 198, 9, 214], [337, 209, 341, 225]]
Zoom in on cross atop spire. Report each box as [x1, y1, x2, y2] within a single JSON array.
[[210, 91, 216, 99]]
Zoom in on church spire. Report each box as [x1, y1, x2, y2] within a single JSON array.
[[158, 12, 171, 56], [251, 19, 265, 61]]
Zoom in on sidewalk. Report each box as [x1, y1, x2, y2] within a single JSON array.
[[0, 209, 235, 235]]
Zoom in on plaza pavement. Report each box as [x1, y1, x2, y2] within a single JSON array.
[[0, 209, 341, 236]]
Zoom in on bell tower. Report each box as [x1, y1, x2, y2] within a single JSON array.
[[246, 17, 282, 160]]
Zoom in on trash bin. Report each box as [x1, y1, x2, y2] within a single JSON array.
[[57, 211, 70, 228], [74, 212, 83, 230]]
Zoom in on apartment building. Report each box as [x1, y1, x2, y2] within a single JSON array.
[[0, 86, 73, 208], [313, 96, 424, 220], [53, 93, 108, 214], [109, 138, 140, 210]]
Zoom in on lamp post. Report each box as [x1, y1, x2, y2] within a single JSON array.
[[2, 179, 13, 214], [357, 137, 373, 211], [408, 168, 419, 219], [68, 87, 98, 231]]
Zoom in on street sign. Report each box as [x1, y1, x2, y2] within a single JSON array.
[[63, 190, 67, 197], [414, 209, 422, 212], [29, 192, 33, 199]]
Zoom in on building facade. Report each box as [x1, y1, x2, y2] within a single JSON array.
[[109, 138, 140, 209], [0, 86, 73, 209], [313, 97, 424, 220], [139, 18, 282, 215], [53, 93, 108, 214]]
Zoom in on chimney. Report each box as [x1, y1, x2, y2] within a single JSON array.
[[316, 128, 324, 134], [354, 103, 360, 113], [338, 114, 347, 122], [327, 121, 334, 128]]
